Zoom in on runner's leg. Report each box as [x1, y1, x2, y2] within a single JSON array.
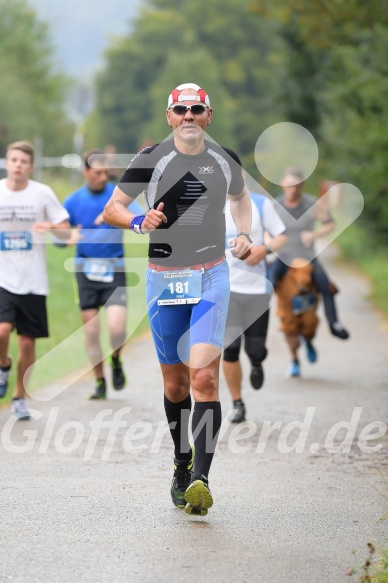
[[105, 304, 127, 357], [81, 308, 104, 380], [14, 335, 35, 399]]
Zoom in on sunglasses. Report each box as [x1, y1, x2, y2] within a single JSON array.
[[169, 104, 208, 115]]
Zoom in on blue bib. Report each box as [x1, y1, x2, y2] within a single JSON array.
[[0, 231, 32, 252], [291, 293, 316, 315], [83, 259, 115, 283]]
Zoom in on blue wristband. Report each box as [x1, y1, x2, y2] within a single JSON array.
[[129, 215, 146, 234]]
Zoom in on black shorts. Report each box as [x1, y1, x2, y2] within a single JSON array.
[[75, 271, 127, 311], [0, 287, 49, 338]]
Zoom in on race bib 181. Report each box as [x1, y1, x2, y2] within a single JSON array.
[[156, 270, 202, 305]]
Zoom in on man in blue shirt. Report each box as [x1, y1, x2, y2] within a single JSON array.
[[63, 150, 143, 399]]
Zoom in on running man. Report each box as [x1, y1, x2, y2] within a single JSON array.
[[271, 167, 350, 349], [0, 141, 70, 420], [103, 83, 252, 515], [223, 191, 287, 422], [63, 150, 143, 399]]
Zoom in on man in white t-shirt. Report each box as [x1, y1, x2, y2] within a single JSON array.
[[0, 141, 70, 420], [223, 192, 287, 422]]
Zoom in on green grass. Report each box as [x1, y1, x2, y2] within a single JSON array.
[[335, 220, 388, 318]]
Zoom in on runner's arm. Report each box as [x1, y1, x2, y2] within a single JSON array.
[[32, 219, 71, 239], [245, 231, 288, 266], [228, 186, 252, 258], [103, 186, 167, 232], [301, 198, 335, 247]]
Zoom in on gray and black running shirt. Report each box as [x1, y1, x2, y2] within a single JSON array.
[[119, 139, 244, 267], [274, 193, 319, 263]]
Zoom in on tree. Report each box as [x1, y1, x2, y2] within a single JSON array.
[[252, 0, 388, 239], [320, 24, 388, 241], [251, 0, 388, 48], [0, 0, 73, 155], [90, 0, 280, 173]]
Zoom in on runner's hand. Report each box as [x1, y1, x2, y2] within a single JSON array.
[[244, 244, 267, 266], [229, 235, 251, 259], [300, 230, 315, 247], [67, 225, 83, 245], [142, 202, 167, 231], [94, 213, 105, 226]]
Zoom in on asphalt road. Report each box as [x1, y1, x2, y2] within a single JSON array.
[[0, 245, 387, 583]]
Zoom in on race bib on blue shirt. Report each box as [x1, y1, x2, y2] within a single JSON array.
[[83, 259, 115, 283]]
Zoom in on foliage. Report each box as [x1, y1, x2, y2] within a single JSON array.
[[90, 0, 279, 173], [89, 0, 388, 241], [251, 0, 388, 47], [0, 0, 73, 155], [250, 0, 388, 243], [337, 222, 388, 318], [319, 24, 388, 244]]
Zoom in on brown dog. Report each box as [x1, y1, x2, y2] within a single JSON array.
[[275, 258, 319, 372]]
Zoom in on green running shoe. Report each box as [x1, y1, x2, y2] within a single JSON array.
[[184, 477, 213, 516], [88, 378, 106, 400], [170, 445, 194, 508], [111, 356, 126, 390]]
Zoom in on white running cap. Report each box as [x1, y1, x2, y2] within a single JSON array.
[[167, 83, 211, 108]]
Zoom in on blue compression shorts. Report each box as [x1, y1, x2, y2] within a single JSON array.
[[146, 260, 230, 365]]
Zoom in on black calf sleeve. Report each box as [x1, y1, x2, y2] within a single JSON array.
[[164, 394, 192, 461], [192, 401, 222, 480]]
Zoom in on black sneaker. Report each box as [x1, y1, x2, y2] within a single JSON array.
[[88, 378, 106, 400], [171, 445, 195, 508], [229, 400, 246, 423], [250, 363, 264, 390], [184, 476, 213, 516], [330, 322, 350, 340], [111, 356, 126, 390]]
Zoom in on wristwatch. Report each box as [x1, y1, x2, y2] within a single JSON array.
[[237, 232, 253, 243]]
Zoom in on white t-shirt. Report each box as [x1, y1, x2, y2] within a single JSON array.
[[0, 179, 69, 295], [225, 193, 285, 295]]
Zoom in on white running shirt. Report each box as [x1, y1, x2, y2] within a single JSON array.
[[225, 194, 285, 295], [0, 179, 69, 295]]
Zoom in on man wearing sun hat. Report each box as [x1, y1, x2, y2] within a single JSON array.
[[103, 82, 252, 516]]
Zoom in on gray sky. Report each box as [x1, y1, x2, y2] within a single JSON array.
[[28, 0, 143, 79]]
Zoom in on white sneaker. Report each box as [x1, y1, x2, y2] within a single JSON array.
[[12, 398, 30, 421], [229, 400, 246, 423], [0, 355, 12, 398]]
